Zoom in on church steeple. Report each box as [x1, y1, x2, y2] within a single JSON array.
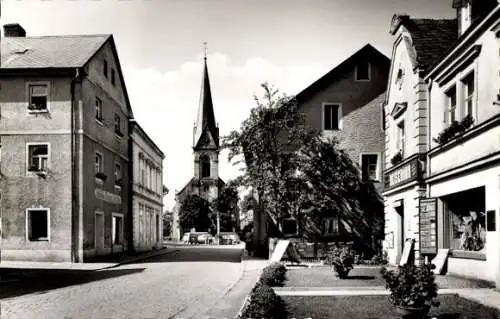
[[193, 42, 219, 149]]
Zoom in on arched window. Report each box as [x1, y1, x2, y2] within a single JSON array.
[[200, 155, 210, 178]]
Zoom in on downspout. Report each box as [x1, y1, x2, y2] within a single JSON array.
[[72, 67, 85, 262], [426, 78, 433, 199], [128, 119, 135, 253]]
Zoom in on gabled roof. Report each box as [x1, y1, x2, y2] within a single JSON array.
[[294, 44, 390, 103], [175, 177, 226, 199], [390, 15, 458, 73], [1, 34, 109, 68], [1, 33, 134, 118]]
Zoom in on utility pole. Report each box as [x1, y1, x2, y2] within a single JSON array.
[[216, 210, 220, 244]]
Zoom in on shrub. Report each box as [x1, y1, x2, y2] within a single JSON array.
[[260, 262, 287, 287], [240, 282, 288, 319], [433, 114, 474, 145], [381, 263, 440, 309], [370, 250, 388, 265], [390, 150, 403, 166], [324, 246, 355, 278]]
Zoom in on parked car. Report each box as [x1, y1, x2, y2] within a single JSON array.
[[219, 232, 240, 245], [196, 232, 214, 244], [181, 233, 190, 243]]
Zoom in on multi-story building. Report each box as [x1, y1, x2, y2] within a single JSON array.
[[292, 44, 390, 248], [424, 0, 500, 285], [383, 15, 458, 265], [130, 120, 165, 252], [0, 24, 133, 262]]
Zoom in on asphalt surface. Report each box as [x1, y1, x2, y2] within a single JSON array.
[[0, 246, 243, 319]]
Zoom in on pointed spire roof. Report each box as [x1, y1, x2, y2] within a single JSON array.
[[193, 46, 219, 148]]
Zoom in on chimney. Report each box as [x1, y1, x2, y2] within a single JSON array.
[[4, 23, 26, 37]]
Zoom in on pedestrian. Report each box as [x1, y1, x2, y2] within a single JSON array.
[[245, 231, 253, 256]]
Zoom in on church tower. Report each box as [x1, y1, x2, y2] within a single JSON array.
[[192, 45, 220, 202]]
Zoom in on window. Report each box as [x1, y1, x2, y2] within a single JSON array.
[[397, 121, 405, 156], [446, 86, 457, 124], [115, 162, 121, 180], [95, 152, 103, 173], [111, 69, 116, 86], [140, 158, 145, 185], [462, 73, 475, 118], [324, 216, 339, 234], [95, 97, 103, 122], [114, 114, 121, 134], [28, 83, 48, 112], [27, 144, 48, 172], [355, 61, 370, 81], [361, 154, 379, 181], [103, 60, 108, 78], [27, 209, 49, 241], [323, 103, 340, 130], [200, 155, 210, 178], [112, 214, 123, 245]]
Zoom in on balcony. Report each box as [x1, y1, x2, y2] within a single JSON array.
[[383, 154, 426, 191]]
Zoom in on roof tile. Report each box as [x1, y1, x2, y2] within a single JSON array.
[[1, 35, 110, 68]]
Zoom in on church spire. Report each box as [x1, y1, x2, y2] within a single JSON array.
[[193, 42, 219, 149]]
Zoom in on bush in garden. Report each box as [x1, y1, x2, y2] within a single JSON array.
[[324, 246, 355, 278], [259, 262, 287, 287], [240, 282, 288, 319]]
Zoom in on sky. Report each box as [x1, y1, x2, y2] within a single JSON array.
[[1, 0, 456, 210]]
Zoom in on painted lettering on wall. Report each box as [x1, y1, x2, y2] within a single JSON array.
[[95, 188, 122, 205], [384, 157, 421, 189]]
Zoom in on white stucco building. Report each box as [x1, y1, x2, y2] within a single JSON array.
[[130, 120, 166, 252]]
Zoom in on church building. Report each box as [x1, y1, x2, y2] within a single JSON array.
[[171, 50, 225, 240]]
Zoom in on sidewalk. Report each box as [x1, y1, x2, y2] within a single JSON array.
[[201, 253, 269, 319], [0, 246, 178, 273]]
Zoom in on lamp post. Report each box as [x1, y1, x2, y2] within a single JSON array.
[[216, 209, 220, 244]]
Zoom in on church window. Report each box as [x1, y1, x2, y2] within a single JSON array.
[[200, 155, 210, 178]]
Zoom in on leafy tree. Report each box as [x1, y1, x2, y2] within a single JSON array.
[[163, 210, 173, 237], [223, 83, 318, 232], [212, 180, 240, 232], [297, 135, 385, 253], [179, 194, 213, 233]]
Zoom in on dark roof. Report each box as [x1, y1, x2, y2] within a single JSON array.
[[193, 58, 219, 148], [1, 35, 109, 68], [295, 44, 390, 102], [391, 16, 458, 73]]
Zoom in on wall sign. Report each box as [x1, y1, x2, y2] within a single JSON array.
[[419, 198, 438, 255], [384, 157, 422, 190], [95, 188, 122, 205]]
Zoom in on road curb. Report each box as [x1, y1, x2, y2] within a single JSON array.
[[98, 248, 181, 270]]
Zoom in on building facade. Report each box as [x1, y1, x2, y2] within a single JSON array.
[[0, 24, 133, 262], [382, 15, 457, 265], [294, 44, 390, 243], [130, 120, 165, 252], [424, 0, 500, 284], [173, 54, 225, 239]]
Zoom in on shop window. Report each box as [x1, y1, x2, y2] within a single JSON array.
[[443, 186, 486, 252]]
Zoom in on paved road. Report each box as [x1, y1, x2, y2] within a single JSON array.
[[1, 246, 243, 319]]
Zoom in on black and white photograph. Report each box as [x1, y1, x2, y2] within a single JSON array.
[[1, 0, 500, 318]]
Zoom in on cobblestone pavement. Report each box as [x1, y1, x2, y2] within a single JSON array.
[[0, 246, 243, 319]]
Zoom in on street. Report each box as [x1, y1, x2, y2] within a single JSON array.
[[0, 246, 244, 319]]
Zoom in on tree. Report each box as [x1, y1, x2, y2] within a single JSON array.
[[212, 180, 240, 232], [223, 83, 318, 233], [163, 210, 173, 237], [179, 194, 213, 233], [297, 135, 385, 254]]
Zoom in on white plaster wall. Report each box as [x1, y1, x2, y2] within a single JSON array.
[[385, 30, 424, 169], [429, 125, 500, 175], [384, 186, 421, 265], [429, 165, 500, 283], [429, 29, 500, 150]]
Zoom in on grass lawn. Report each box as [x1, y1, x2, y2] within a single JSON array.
[[284, 266, 495, 289], [285, 266, 384, 287], [283, 294, 500, 319]]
